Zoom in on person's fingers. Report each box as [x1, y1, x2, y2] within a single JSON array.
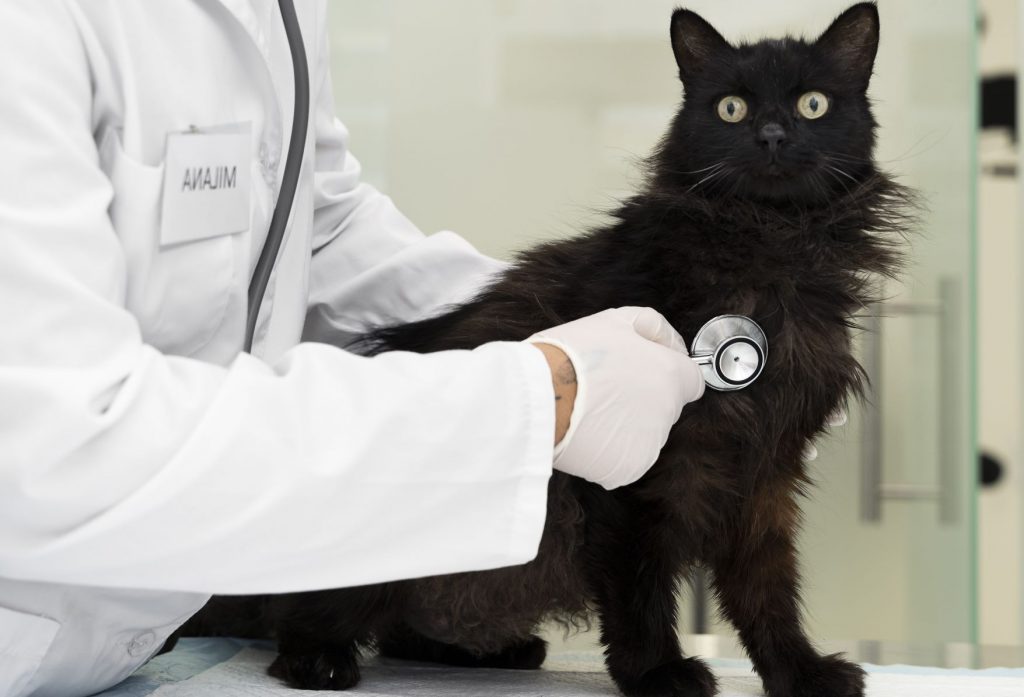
[[802, 443, 819, 463], [627, 307, 688, 354], [624, 307, 704, 401], [680, 353, 706, 401]]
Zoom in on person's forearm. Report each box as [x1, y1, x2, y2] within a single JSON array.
[[532, 343, 578, 445], [1, 342, 555, 593]]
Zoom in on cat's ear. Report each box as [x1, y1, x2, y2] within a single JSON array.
[[670, 9, 731, 82], [815, 2, 880, 89]]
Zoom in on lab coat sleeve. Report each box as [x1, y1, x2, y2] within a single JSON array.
[[0, 0, 553, 594], [302, 16, 507, 348]]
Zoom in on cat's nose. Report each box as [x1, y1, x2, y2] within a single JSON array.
[[758, 122, 787, 152]]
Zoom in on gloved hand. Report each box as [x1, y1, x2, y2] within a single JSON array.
[[528, 307, 705, 490], [802, 409, 848, 462]]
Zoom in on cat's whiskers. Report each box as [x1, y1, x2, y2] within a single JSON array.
[[686, 163, 731, 193], [825, 164, 858, 183], [675, 162, 728, 176], [820, 173, 843, 205], [820, 167, 853, 198], [806, 171, 827, 200], [819, 150, 869, 164], [856, 131, 944, 166], [821, 138, 939, 169], [818, 157, 862, 198]]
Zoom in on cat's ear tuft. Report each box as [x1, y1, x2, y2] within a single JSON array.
[[670, 9, 731, 82], [815, 2, 880, 89]]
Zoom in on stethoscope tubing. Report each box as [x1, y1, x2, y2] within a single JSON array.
[[237, 8, 769, 395], [244, 0, 311, 353]]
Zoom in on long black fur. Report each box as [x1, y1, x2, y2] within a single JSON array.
[[182, 4, 918, 695]]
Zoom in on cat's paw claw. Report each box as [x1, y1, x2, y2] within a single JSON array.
[[268, 650, 360, 691]]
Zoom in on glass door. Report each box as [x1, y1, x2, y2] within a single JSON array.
[[795, 0, 978, 644]]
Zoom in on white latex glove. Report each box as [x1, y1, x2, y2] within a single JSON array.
[[802, 409, 848, 462], [528, 307, 705, 490]]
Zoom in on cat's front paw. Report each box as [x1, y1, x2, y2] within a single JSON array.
[[615, 656, 718, 697], [771, 654, 865, 697], [268, 648, 360, 691]]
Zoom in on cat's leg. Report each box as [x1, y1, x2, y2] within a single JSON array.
[[378, 624, 547, 669], [592, 566, 716, 697], [582, 496, 717, 697], [268, 632, 363, 691], [265, 586, 391, 691], [709, 493, 865, 697]]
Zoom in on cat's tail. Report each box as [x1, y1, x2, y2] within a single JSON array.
[[348, 304, 484, 356]]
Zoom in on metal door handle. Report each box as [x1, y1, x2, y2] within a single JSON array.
[[860, 277, 961, 524]]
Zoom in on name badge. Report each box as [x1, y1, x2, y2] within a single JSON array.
[[160, 122, 252, 246]]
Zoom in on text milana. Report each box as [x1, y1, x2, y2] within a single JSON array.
[[182, 166, 237, 192]]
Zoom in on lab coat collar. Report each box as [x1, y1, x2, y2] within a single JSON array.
[[216, 0, 277, 60], [211, 0, 282, 126]]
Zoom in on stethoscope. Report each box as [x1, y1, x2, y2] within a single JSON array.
[[690, 315, 767, 391], [243, 3, 770, 392], [244, 0, 309, 353]]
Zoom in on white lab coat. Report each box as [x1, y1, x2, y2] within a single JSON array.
[[0, 2, 555, 695]]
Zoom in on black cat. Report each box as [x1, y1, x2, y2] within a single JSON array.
[[184, 4, 915, 696]]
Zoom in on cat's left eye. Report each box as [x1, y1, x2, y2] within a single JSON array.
[[797, 91, 829, 119]]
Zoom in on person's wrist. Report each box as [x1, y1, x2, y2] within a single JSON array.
[[530, 343, 577, 446]]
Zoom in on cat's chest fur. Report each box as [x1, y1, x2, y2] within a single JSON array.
[[606, 201, 879, 501], [597, 203, 866, 399]]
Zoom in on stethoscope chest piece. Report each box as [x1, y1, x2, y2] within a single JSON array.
[[691, 315, 767, 391]]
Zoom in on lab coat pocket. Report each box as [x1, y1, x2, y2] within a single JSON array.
[[0, 606, 60, 697], [99, 128, 241, 357]]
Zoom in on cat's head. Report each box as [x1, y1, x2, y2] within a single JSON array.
[[655, 3, 880, 204]]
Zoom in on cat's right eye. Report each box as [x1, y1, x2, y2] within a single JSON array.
[[717, 96, 748, 123]]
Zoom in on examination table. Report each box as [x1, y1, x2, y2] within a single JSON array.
[[94, 637, 1024, 697]]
